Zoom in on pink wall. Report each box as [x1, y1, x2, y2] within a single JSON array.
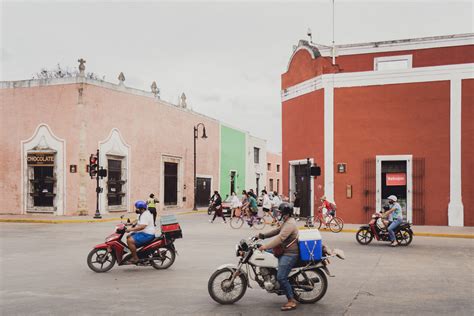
[[0, 80, 220, 215], [266, 152, 282, 194]]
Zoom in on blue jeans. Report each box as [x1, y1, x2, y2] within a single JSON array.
[[277, 255, 299, 300], [388, 218, 403, 241]]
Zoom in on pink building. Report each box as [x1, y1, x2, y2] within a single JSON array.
[[0, 74, 220, 215], [266, 152, 282, 194]]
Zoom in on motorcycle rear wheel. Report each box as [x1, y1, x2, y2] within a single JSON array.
[[230, 217, 244, 229], [396, 229, 413, 246], [87, 248, 116, 273], [329, 217, 344, 233], [356, 228, 373, 245], [150, 247, 176, 269], [208, 268, 248, 305], [292, 268, 328, 304]]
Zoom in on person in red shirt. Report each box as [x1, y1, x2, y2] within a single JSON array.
[[318, 195, 336, 222]]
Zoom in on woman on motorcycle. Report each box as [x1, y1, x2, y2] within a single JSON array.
[[384, 195, 403, 247], [257, 202, 299, 311]]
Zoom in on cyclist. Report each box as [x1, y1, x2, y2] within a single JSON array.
[[319, 195, 336, 223]]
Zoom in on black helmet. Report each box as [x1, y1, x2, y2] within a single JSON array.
[[278, 202, 294, 217]]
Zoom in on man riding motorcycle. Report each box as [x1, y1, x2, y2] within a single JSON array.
[[257, 202, 299, 311], [383, 195, 403, 247], [126, 200, 156, 263]]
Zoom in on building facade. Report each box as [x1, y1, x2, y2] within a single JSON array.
[[0, 75, 223, 215], [266, 152, 282, 194], [219, 124, 246, 198], [281, 34, 473, 226], [246, 134, 267, 195]]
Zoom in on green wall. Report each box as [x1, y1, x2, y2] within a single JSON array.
[[220, 125, 246, 198]]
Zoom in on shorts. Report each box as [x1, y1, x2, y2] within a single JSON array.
[[131, 232, 155, 247], [263, 208, 271, 213]]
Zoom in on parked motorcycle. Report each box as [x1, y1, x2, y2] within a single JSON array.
[[208, 237, 344, 305], [87, 215, 182, 272], [356, 211, 413, 246]]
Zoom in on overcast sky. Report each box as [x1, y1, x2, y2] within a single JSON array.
[[1, 0, 473, 152]]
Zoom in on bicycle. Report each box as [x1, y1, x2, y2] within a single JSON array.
[[230, 208, 265, 230], [305, 210, 344, 233]]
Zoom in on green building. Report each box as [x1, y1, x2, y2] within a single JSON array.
[[220, 124, 246, 198]]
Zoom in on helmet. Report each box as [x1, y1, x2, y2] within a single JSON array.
[[387, 195, 397, 202], [135, 200, 147, 210], [278, 202, 294, 217]]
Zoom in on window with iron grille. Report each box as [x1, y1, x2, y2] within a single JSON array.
[[267, 163, 271, 171], [276, 164, 280, 172]]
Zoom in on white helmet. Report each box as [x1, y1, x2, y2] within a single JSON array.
[[387, 195, 397, 202]]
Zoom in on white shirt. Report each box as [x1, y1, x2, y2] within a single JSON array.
[[262, 194, 272, 209], [230, 195, 242, 208], [272, 195, 282, 208], [138, 210, 155, 235]]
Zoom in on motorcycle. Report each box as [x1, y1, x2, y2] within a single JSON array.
[[87, 215, 181, 272], [208, 237, 344, 305], [356, 211, 413, 246]]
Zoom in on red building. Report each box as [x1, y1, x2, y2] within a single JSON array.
[[281, 34, 473, 226]]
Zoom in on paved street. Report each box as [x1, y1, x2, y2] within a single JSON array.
[[1, 213, 473, 316]]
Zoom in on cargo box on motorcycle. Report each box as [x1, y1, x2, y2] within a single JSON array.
[[160, 215, 183, 239], [298, 229, 322, 261]]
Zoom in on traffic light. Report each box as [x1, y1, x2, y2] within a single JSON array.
[[89, 154, 98, 178], [310, 165, 321, 177]]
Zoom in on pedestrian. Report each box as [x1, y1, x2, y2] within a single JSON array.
[[146, 193, 159, 226], [293, 192, 301, 218], [261, 190, 274, 223], [209, 190, 226, 224], [272, 191, 282, 219]]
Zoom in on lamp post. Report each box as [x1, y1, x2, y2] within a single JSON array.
[[193, 123, 207, 211]]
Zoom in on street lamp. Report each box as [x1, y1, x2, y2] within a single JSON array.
[[193, 123, 207, 211]]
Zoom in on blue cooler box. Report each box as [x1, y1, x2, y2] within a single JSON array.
[[298, 229, 322, 261]]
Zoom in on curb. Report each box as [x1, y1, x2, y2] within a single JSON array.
[[299, 226, 474, 239]]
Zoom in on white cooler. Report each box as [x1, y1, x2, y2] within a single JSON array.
[[298, 229, 323, 261]]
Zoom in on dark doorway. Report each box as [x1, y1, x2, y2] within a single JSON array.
[[294, 163, 311, 217], [32, 166, 55, 207], [164, 162, 178, 206], [107, 159, 123, 206], [196, 177, 211, 207], [381, 160, 407, 220], [230, 171, 236, 195]]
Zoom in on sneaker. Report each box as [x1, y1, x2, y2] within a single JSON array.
[[390, 241, 397, 247]]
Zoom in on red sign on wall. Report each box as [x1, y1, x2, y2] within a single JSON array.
[[386, 173, 406, 186]]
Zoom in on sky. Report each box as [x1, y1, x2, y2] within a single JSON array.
[[1, 0, 473, 152]]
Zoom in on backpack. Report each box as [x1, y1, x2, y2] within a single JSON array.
[[329, 202, 337, 211]]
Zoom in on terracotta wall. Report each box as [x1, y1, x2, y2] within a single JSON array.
[[462, 79, 474, 226], [333, 81, 451, 225]]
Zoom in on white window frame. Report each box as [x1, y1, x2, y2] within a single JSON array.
[[374, 55, 413, 71]]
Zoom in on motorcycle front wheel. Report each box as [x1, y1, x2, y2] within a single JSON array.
[[396, 228, 413, 246], [208, 268, 248, 304], [356, 228, 373, 245], [292, 268, 328, 304], [150, 247, 176, 269], [87, 248, 116, 273]]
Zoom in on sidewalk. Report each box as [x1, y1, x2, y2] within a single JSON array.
[[300, 222, 474, 239], [0, 209, 208, 224]]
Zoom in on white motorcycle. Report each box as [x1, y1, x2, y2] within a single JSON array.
[[208, 237, 344, 305]]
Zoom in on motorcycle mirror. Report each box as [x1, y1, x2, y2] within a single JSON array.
[[127, 218, 131, 224], [333, 249, 345, 260]]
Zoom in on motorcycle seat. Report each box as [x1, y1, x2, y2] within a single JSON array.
[[138, 235, 164, 249]]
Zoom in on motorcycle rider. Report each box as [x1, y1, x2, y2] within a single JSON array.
[[383, 195, 403, 247], [126, 200, 156, 263], [257, 202, 299, 311]]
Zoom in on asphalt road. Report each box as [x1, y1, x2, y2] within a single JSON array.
[[0, 214, 473, 316]]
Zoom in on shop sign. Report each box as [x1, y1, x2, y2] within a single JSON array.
[[27, 153, 55, 165], [386, 173, 406, 186]]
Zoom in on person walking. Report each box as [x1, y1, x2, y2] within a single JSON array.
[[272, 191, 282, 219], [209, 191, 226, 224], [146, 193, 159, 226]]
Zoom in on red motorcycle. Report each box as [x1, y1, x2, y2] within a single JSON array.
[[87, 215, 182, 273], [356, 211, 413, 246]]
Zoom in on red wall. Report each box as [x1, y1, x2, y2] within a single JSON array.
[[462, 79, 474, 226], [282, 90, 325, 204], [332, 45, 474, 73]]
